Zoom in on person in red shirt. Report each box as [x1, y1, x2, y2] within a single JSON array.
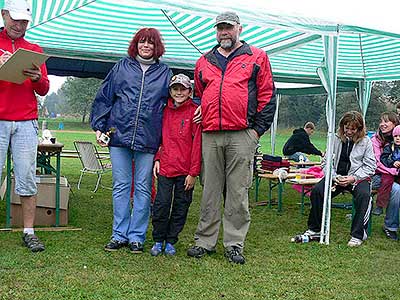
[[0, 0, 49, 252], [150, 74, 201, 256]]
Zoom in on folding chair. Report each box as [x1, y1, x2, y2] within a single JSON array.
[[73, 141, 112, 192]]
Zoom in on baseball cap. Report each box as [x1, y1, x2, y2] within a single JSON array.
[[169, 74, 191, 89], [215, 11, 240, 27], [3, 0, 32, 22]]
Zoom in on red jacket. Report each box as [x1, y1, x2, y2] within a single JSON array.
[[0, 29, 49, 121], [194, 42, 276, 136], [155, 98, 201, 177]]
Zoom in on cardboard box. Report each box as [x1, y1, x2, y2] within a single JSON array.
[[0, 175, 70, 226]]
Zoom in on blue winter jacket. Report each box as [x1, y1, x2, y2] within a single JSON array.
[[90, 57, 172, 154]]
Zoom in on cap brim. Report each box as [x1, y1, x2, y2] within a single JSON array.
[[214, 20, 237, 27], [9, 11, 32, 22], [169, 82, 191, 89]]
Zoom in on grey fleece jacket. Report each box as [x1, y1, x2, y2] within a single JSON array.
[[322, 135, 376, 182]]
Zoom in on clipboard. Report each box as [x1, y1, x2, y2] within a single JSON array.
[[0, 48, 49, 84]]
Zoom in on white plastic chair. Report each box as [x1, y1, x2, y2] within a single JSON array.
[[73, 141, 112, 192]]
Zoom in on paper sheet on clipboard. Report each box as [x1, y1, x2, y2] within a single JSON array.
[[0, 48, 49, 84]]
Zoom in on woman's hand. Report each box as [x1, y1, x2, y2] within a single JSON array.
[[336, 175, 356, 187], [95, 130, 109, 147], [184, 175, 196, 190], [153, 161, 160, 178], [394, 161, 400, 168], [193, 106, 202, 124]]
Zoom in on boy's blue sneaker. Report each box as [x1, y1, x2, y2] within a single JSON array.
[[164, 243, 176, 256], [150, 242, 163, 256]]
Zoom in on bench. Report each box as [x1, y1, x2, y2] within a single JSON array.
[[255, 172, 314, 213]]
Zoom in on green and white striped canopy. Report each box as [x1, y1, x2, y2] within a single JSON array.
[[1, 0, 400, 84]]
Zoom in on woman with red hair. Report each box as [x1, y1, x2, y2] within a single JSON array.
[[91, 28, 172, 253]]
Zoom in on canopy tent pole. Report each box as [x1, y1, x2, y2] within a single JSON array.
[[317, 34, 339, 245], [270, 94, 281, 155], [356, 80, 373, 118]]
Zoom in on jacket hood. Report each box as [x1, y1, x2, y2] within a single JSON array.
[[293, 128, 306, 134]]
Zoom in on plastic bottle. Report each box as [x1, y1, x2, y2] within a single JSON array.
[[291, 234, 310, 243]]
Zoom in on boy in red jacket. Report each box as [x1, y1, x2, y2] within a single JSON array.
[[150, 74, 202, 256]]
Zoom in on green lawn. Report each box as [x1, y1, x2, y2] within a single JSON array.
[[0, 124, 399, 300]]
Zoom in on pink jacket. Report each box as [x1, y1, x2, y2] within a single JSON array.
[[371, 134, 398, 176]]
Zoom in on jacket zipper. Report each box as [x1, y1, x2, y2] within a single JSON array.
[[131, 69, 146, 149], [218, 71, 225, 130], [12, 40, 15, 52]]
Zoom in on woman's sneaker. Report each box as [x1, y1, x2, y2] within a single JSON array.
[[129, 241, 144, 253], [104, 239, 128, 252], [150, 242, 163, 256], [372, 206, 383, 216], [382, 227, 398, 240], [164, 243, 176, 256], [347, 237, 363, 247]]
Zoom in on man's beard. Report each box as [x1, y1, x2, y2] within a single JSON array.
[[219, 37, 236, 50]]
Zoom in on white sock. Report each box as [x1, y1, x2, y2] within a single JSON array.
[[23, 228, 34, 235]]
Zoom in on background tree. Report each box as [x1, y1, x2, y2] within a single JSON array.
[[60, 77, 102, 123], [43, 92, 64, 117], [277, 80, 399, 130]]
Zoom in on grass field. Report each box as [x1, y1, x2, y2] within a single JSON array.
[[0, 121, 399, 300]]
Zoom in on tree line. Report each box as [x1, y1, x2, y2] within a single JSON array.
[[43, 78, 399, 130]]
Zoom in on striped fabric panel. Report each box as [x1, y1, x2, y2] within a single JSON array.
[[12, 0, 399, 82]]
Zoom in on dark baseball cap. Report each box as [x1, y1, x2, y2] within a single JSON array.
[[215, 11, 240, 27]]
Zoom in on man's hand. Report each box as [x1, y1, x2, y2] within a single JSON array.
[[23, 63, 42, 82], [153, 161, 160, 179], [193, 106, 202, 124], [251, 129, 259, 139], [184, 175, 196, 190], [0, 51, 11, 66]]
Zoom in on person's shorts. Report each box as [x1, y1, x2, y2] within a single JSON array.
[[0, 120, 39, 196]]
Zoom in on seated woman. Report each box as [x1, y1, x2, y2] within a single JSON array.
[[283, 122, 324, 162], [295, 111, 376, 247], [371, 112, 400, 240]]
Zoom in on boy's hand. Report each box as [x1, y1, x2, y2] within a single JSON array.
[[394, 161, 400, 168], [153, 161, 160, 178], [184, 175, 196, 190]]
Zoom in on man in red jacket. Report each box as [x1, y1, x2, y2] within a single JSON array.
[[0, 0, 50, 252], [187, 11, 276, 264]]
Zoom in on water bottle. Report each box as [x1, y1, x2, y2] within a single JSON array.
[[291, 234, 310, 243]]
